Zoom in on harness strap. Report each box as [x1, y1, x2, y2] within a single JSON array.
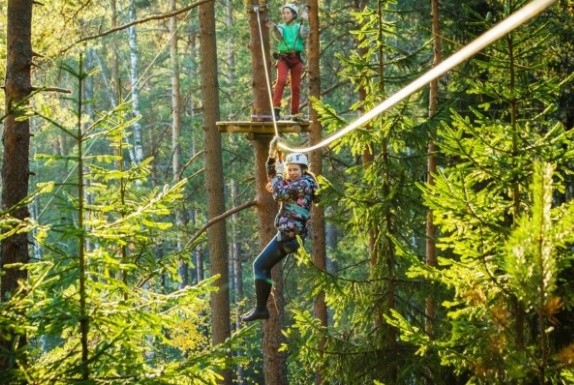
[[285, 202, 311, 220], [277, 240, 288, 256]]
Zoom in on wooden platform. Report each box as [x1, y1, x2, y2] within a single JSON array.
[[217, 120, 310, 135]]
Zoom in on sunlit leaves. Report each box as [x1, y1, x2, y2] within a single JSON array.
[[0, 62, 235, 383]]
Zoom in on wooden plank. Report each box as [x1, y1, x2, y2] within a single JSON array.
[[216, 120, 310, 134]]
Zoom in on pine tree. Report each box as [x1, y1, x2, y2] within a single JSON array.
[[390, 2, 574, 383], [1, 0, 33, 374], [0, 60, 251, 384], [283, 2, 429, 383]]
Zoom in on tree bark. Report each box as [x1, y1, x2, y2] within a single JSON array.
[[245, 1, 286, 383], [306, 1, 328, 384], [110, 0, 120, 107], [246, 0, 273, 119], [199, 2, 232, 385], [425, 0, 442, 338], [425, 2, 441, 383], [170, 0, 182, 179], [375, 2, 397, 383], [224, 2, 244, 380], [254, 137, 286, 385], [0, 0, 33, 371], [169, 0, 189, 289]]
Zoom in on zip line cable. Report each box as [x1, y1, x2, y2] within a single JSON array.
[[36, 0, 556, 219], [276, 0, 557, 154], [254, 5, 280, 137]]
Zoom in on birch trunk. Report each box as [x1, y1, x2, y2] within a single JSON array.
[[110, 0, 120, 107], [128, 0, 143, 165]]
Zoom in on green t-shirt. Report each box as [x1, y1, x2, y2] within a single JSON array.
[[276, 22, 305, 53]]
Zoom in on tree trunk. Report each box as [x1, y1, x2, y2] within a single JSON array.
[[424, 1, 442, 384], [253, 137, 286, 385], [376, 2, 397, 382], [128, 0, 144, 165], [245, 1, 287, 383], [110, 0, 120, 107], [190, 209, 204, 285], [229, 177, 245, 382], [186, 12, 200, 287], [306, 1, 328, 384], [0, 0, 33, 372], [425, 0, 442, 349], [224, 3, 245, 379], [170, 0, 181, 179], [198, 2, 232, 385], [169, 0, 189, 289], [246, 0, 273, 118], [507, 30, 527, 357]]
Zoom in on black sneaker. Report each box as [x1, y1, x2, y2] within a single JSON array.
[[240, 308, 270, 322], [273, 108, 281, 121]]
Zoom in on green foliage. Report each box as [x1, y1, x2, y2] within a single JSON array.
[[386, 2, 574, 383], [3, 0, 574, 383], [283, 3, 430, 384], [394, 161, 574, 384], [282, 1, 574, 384], [0, 60, 249, 384]]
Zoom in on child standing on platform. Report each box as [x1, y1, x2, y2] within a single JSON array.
[[266, 3, 309, 121], [241, 139, 318, 322]]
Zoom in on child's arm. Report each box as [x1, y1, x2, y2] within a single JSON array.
[[266, 141, 282, 177], [267, 158, 285, 179], [299, 9, 309, 39], [299, 22, 309, 39], [272, 177, 312, 201], [266, 21, 283, 40]]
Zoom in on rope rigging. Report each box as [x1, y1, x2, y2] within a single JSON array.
[[254, 5, 281, 138], [266, 0, 556, 155]]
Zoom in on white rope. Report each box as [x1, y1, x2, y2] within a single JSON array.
[[277, 0, 557, 154], [254, 5, 280, 138]]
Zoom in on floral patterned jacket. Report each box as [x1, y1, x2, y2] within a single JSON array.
[[267, 160, 318, 238]]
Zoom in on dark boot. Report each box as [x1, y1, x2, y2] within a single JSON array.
[[240, 280, 272, 322], [273, 107, 281, 121]]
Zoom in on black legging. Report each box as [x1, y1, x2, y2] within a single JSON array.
[[253, 232, 299, 282]]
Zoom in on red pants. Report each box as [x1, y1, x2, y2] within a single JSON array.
[[272, 55, 303, 115]]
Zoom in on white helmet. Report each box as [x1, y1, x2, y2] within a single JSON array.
[[285, 153, 308, 167], [281, 3, 298, 16]]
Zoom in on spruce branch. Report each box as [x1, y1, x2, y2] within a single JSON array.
[[185, 199, 257, 249], [31, 86, 72, 94]]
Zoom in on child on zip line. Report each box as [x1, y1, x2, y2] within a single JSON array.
[[240, 137, 319, 322], [266, 3, 309, 122]]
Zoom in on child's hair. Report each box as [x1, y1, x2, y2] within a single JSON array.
[[303, 168, 315, 180]]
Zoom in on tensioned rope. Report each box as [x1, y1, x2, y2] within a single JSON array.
[[276, 0, 557, 154], [254, 5, 281, 138]]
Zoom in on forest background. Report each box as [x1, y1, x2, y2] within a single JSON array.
[[1, 0, 574, 384]]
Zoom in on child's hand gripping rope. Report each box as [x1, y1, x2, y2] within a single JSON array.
[[268, 136, 280, 159], [269, 137, 284, 174]]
